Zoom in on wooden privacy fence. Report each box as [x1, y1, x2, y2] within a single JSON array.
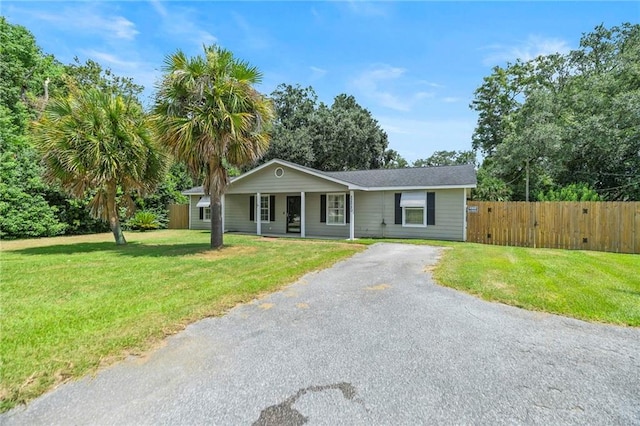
[[168, 204, 189, 229], [466, 201, 640, 254]]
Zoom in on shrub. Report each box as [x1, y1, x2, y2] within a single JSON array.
[[126, 211, 160, 231]]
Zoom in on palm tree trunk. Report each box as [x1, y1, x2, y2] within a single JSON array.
[[210, 193, 223, 249], [107, 182, 127, 245], [110, 214, 127, 245]]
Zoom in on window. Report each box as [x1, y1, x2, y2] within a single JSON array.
[[250, 195, 275, 222], [404, 207, 424, 225], [197, 196, 211, 222], [260, 195, 270, 222], [400, 192, 426, 227], [327, 193, 345, 225]]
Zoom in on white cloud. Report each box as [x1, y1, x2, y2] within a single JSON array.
[[77, 49, 160, 103], [344, 0, 389, 17], [30, 8, 138, 40], [442, 97, 460, 103], [149, 3, 217, 48], [309, 66, 327, 80], [149, 0, 168, 18], [351, 64, 436, 112], [415, 92, 435, 100], [419, 81, 445, 88], [482, 35, 571, 66], [82, 50, 138, 69]]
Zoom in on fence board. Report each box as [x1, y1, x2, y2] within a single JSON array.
[[168, 204, 189, 229], [466, 201, 640, 254]]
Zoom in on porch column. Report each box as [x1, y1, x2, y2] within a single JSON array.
[[188, 194, 192, 230], [256, 192, 261, 236], [349, 190, 355, 240], [221, 194, 225, 234], [462, 189, 467, 242], [301, 191, 306, 238]]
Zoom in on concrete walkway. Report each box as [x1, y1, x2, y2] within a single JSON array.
[[2, 243, 639, 425]]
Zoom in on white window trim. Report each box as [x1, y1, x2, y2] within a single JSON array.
[[203, 207, 212, 222], [400, 191, 427, 228], [259, 194, 270, 223], [326, 192, 346, 226], [402, 206, 426, 227]]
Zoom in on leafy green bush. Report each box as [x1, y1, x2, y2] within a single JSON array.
[[536, 183, 602, 202], [126, 211, 160, 231], [0, 137, 67, 239]]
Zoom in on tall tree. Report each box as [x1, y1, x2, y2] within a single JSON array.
[[0, 18, 67, 239], [310, 94, 388, 171], [382, 149, 408, 169], [32, 87, 168, 244], [64, 57, 144, 100], [413, 150, 477, 167], [260, 84, 389, 171], [471, 23, 640, 201], [259, 84, 316, 167], [154, 45, 273, 249]]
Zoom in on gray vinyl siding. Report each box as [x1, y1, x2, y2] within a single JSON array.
[[225, 192, 349, 238], [228, 163, 347, 194], [224, 193, 306, 235], [353, 189, 465, 241], [189, 195, 209, 230], [224, 194, 256, 233], [304, 193, 350, 238], [190, 187, 466, 241]]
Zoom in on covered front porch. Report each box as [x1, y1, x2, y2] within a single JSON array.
[[209, 191, 356, 240]]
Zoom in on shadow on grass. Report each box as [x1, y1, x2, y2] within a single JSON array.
[[610, 288, 640, 297], [8, 241, 218, 258]]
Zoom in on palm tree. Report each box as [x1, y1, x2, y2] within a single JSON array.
[[32, 87, 168, 245], [154, 45, 273, 249]]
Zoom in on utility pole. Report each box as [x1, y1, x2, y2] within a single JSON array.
[[525, 159, 530, 202]]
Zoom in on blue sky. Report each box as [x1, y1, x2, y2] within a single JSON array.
[[2, 1, 638, 162]]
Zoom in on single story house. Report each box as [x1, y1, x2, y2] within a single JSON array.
[[183, 159, 477, 241]]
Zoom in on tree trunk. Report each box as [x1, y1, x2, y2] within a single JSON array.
[[107, 182, 127, 245], [210, 193, 223, 249], [110, 214, 127, 245]]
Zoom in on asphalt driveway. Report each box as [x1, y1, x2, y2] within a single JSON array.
[[2, 243, 639, 425]]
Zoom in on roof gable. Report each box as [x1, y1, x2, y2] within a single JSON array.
[[227, 161, 349, 194]]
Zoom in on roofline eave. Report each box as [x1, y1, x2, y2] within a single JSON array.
[[187, 184, 477, 196], [361, 184, 477, 191]]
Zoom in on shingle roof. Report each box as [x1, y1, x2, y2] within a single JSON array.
[[183, 186, 205, 194], [323, 164, 476, 188], [182, 160, 476, 194]]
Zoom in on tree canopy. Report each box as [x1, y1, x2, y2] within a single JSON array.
[[32, 87, 168, 244], [0, 18, 68, 238], [470, 23, 640, 201], [413, 150, 476, 168], [260, 84, 390, 171]]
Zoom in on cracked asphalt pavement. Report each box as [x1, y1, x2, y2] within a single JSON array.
[[2, 243, 639, 425]]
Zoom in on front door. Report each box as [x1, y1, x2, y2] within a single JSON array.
[[286, 196, 301, 233]]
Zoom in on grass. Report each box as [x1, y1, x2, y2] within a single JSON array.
[[0, 230, 365, 412], [2, 232, 638, 412], [432, 243, 640, 327]]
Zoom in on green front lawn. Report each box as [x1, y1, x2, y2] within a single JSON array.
[[2, 231, 637, 413], [432, 243, 640, 327], [0, 231, 364, 412]]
